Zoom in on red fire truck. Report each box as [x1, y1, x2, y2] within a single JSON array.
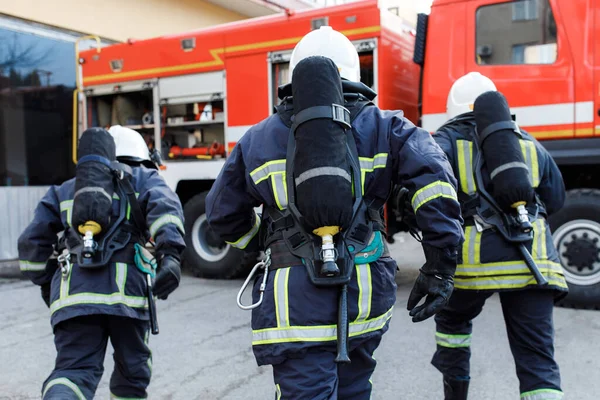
[[76, 0, 419, 279]]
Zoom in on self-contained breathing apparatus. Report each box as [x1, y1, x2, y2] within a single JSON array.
[[237, 57, 386, 363], [57, 128, 160, 334]]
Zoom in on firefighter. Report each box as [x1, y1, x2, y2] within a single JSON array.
[[206, 26, 464, 399], [18, 125, 185, 400], [429, 72, 568, 400]]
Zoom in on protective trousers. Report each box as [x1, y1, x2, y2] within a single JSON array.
[[273, 335, 382, 400], [42, 315, 152, 400], [431, 289, 563, 399]]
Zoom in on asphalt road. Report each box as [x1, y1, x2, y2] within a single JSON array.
[[1, 234, 599, 399]]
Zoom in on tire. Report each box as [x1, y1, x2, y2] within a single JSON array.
[[182, 191, 258, 279], [548, 189, 600, 310]]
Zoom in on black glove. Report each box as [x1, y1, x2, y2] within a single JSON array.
[[407, 244, 457, 323], [41, 282, 51, 308], [154, 254, 181, 300]]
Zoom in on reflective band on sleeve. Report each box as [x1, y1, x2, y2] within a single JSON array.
[[43, 378, 85, 400], [271, 173, 288, 210], [355, 263, 372, 322], [457, 140, 477, 194], [226, 212, 260, 249], [252, 307, 393, 345], [411, 181, 458, 212], [251, 160, 286, 184], [149, 214, 185, 237], [274, 268, 291, 328], [520, 388, 564, 400], [19, 260, 46, 271], [489, 161, 529, 180], [60, 200, 73, 226], [435, 332, 472, 348], [295, 167, 351, 186], [276, 384, 282, 400]]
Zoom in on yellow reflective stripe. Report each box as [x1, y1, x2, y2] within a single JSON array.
[[274, 268, 291, 328], [519, 140, 540, 188], [520, 388, 563, 400], [411, 181, 458, 212], [43, 378, 85, 400], [60, 200, 73, 226], [355, 263, 372, 322], [250, 159, 286, 184], [435, 332, 472, 348], [116, 262, 127, 294], [359, 153, 388, 193], [276, 384, 282, 400], [457, 261, 564, 276], [454, 272, 567, 290], [252, 307, 393, 345], [145, 328, 153, 373], [532, 219, 547, 260], [456, 140, 476, 194], [462, 226, 481, 266], [272, 173, 288, 210], [50, 292, 147, 313], [149, 214, 185, 237], [226, 212, 260, 249], [19, 260, 46, 271]]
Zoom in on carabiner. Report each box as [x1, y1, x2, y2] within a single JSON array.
[[57, 251, 71, 280], [236, 249, 271, 310]]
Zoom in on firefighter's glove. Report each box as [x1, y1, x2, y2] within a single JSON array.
[[40, 282, 51, 308], [407, 244, 457, 323], [154, 255, 181, 300]]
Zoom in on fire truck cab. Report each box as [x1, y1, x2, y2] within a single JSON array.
[[77, 0, 419, 279], [416, 0, 600, 308]]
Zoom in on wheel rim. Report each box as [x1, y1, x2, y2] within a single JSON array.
[[553, 219, 600, 286], [191, 214, 230, 262]]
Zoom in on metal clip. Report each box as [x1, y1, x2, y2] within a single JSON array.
[[57, 251, 71, 280], [236, 249, 271, 310]]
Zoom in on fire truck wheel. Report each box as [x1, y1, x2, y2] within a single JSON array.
[[182, 192, 258, 279], [549, 189, 600, 310]]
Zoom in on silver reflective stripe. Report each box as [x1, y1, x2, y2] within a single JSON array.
[[19, 260, 46, 271], [520, 389, 564, 400], [463, 226, 480, 265], [149, 214, 185, 237], [251, 161, 286, 184], [295, 167, 351, 186], [355, 264, 372, 322], [490, 161, 529, 180], [435, 332, 471, 348], [272, 173, 288, 210], [227, 213, 261, 249], [42, 378, 85, 400], [73, 186, 112, 202], [411, 182, 458, 212], [522, 140, 533, 185], [456, 274, 564, 288], [252, 307, 393, 344], [274, 268, 290, 328], [460, 141, 476, 194], [50, 292, 147, 313]]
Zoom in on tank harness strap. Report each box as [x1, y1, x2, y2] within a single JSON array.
[[291, 104, 351, 131], [478, 120, 520, 143], [111, 162, 147, 234], [77, 154, 113, 167]]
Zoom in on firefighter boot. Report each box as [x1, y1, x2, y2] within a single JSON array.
[[443, 376, 469, 400]]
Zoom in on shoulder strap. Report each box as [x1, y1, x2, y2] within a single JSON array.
[[111, 162, 147, 233]]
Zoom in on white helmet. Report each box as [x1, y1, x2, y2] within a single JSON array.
[[108, 125, 151, 163], [446, 72, 497, 119], [289, 26, 360, 83]]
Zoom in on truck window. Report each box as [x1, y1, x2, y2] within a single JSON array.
[[475, 0, 557, 65]]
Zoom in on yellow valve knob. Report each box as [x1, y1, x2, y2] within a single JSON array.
[[78, 221, 102, 235]]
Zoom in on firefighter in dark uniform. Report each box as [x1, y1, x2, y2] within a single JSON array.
[[429, 72, 568, 400], [206, 26, 464, 399], [18, 125, 185, 400]]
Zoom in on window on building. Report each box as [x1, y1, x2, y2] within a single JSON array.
[[512, 0, 538, 21], [476, 0, 557, 65], [0, 15, 114, 186]]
